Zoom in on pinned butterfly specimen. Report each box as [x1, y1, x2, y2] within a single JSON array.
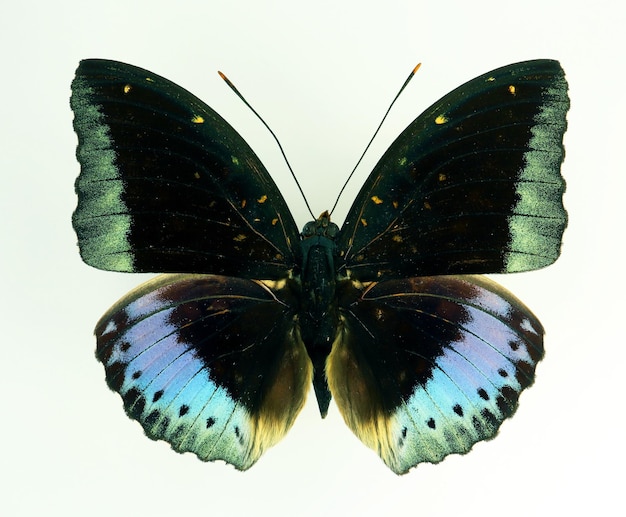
[[71, 59, 568, 474]]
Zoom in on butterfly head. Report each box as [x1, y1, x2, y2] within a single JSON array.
[[301, 211, 339, 240]]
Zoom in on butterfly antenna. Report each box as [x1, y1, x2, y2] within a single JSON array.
[[329, 63, 422, 215], [218, 71, 316, 219]]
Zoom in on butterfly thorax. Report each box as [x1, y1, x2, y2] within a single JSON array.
[[299, 212, 340, 417]]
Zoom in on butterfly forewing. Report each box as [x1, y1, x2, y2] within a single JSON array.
[[95, 274, 312, 470], [329, 275, 543, 474], [71, 60, 301, 279], [336, 60, 568, 281]]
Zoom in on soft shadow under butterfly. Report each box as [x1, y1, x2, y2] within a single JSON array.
[[71, 59, 568, 474]]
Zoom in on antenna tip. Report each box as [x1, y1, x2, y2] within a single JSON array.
[[218, 70, 236, 91], [412, 63, 422, 74]]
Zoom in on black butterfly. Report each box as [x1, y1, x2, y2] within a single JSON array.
[[71, 59, 568, 474]]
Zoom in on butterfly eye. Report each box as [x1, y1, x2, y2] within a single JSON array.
[[326, 222, 339, 238], [301, 221, 317, 237]]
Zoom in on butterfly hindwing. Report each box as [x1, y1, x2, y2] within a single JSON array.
[[71, 60, 301, 279], [95, 274, 311, 470], [328, 275, 543, 474], [336, 59, 568, 281]]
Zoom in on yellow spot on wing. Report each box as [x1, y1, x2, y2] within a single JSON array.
[[435, 114, 448, 125], [260, 279, 287, 290], [257, 195, 268, 203], [424, 200, 431, 209], [360, 218, 367, 227], [392, 234, 403, 243], [193, 172, 200, 179], [241, 199, 247, 208], [392, 200, 399, 209], [234, 234, 247, 242], [123, 84, 132, 94], [508, 84, 516, 95], [371, 195, 383, 205], [438, 173, 447, 182], [192, 115, 204, 124], [272, 218, 278, 226]]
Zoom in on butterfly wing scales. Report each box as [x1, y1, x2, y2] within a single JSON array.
[[336, 59, 568, 281], [328, 275, 543, 474], [71, 59, 301, 279], [96, 274, 312, 469]]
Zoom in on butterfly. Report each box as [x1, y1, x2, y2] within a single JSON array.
[[71, 59, 568, 474]]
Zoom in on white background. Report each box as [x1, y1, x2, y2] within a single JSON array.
[[2, 1, 621, 515]]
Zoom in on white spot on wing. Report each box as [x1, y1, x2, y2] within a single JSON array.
[[102, 319, 118, 336], [520, 317, 538, 335]]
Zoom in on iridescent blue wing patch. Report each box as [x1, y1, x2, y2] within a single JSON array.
[[328, 275, 543, 474], [96, 274, 311, 469], [335, 60, 568, 281]]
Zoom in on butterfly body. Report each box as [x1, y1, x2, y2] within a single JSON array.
[[71, 59, 568, 473], [298, 212, 341, 414]]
